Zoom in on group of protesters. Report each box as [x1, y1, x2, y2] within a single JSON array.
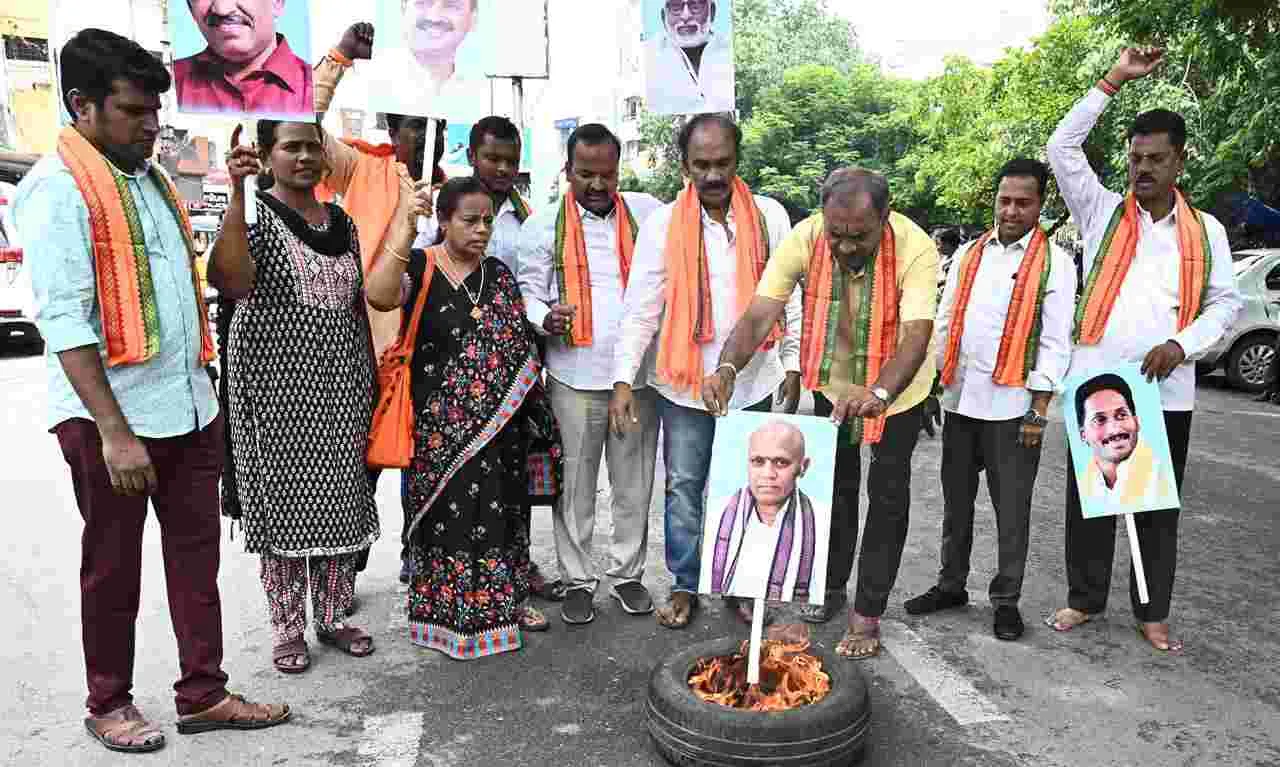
[[13, 21, 1242, 755]]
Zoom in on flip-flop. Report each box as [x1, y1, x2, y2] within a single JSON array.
[[1135, 623, 1184, 654], [316, 626, 375, 657], [835, 615, 881, 660], [272, 638, 311, 674], [1045, 607, 1095, 632], [656, 593, 698, 630]]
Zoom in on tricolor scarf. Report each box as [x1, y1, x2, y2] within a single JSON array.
[[940, 228, 1051, 387], [57, 127, 215, 367], [1075, 190, 1210, 344], [507, 188, 532, 224], [709, 488, 816, 603], [798, 216, 898, 445], [656, 178, 778, 396], [552, 191, 639, 347]]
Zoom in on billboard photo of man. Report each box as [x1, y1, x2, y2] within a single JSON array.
[[642, 0, 735, 115], [171, 0, 314, 118], [368, 0, 487, 120], [1070, 371, 1179, 516], [700, 414, 834, 616]]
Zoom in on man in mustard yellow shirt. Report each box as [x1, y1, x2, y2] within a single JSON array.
[[703, 168, 938, 660]]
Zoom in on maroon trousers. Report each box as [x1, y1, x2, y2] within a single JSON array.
[[54, 416, 229, 716]]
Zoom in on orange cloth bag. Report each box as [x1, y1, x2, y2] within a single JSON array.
[[367, 249, 437, 469]]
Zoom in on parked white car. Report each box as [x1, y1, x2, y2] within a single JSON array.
[[1198, 249, 1280, 391], [0, 181, 42, 353]]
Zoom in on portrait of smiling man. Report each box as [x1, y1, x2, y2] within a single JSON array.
[[172, 0, 314, 118], [643, 0, 736, 115], [368, 0, 487, 120], [1074, 373, 1177, 510]]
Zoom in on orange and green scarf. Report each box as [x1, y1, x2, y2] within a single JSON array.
[[799, 216, 898, 445], [507, 188, 532, 224], [552, 190, 638, 347], [57, 127, 215, 368], [940, 228, 1051, 387], [1075, 190, 1210, 344], [656, 177, 777, 396]]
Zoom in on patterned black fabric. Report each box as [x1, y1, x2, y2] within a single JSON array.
[[225, 197, 379, 556]]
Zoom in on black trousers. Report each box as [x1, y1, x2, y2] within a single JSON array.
[[937, 413, 1040, 606], [1065, 411, 1192, 623], [814, 393, 923, 617]]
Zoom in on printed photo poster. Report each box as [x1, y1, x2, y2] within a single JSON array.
[[1063, 363, 1180, 519], [169, 0, 315, 119], [641, 0, 736, 116], [367, 0, 550, 122], [698, 412, 835, 605]]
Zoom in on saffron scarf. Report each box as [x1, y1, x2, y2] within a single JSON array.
[[552, 191, 639, 347], [709, 488, 816, 603], [57, 127, 215, 367], [1075, 190, 1210, 344], [656, 177, 777, 396], [940, 228, 1051, 387], [798, 217, 898, 445]]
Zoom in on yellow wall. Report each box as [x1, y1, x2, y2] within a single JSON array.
[[0, 0, 50, 38]]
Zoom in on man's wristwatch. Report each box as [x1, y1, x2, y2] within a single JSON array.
[[871, 387, 891, 405], [1022, 409, 1048, 428]]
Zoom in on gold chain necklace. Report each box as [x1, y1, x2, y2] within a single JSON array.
[[439, 249, 486, 320]]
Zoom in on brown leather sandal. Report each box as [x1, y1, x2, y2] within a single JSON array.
[[316, 626, 375, 657], [272, 638, 310, 674], [176, 693, 290, 735], [84, 705, 165, 753]]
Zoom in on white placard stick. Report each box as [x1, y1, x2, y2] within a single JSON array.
[[417, 118, 438, 236], [1124, 513, 1149, 604], [244, 175, 257, 225], [747, 598, 765, 686]]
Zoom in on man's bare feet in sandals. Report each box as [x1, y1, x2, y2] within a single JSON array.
[[656, 592, 697, 629], [1045, 607, 1095, 632], [1137, 622, 1183, 654], [84, 704, 165, 752], [836, 612, 881, 659]]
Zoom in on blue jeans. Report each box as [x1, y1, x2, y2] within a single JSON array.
[[656, 393, 772, 594]]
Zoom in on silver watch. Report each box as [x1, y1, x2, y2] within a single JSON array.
[[1022, 409, 1048, 427], [871, 387, 891, 404]]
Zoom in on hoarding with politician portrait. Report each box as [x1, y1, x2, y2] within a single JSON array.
[[169, 0, 316, 119], [1063, 362, 1180, 519], [698, 412, 835, 605], [641, 0, 736, 115], [366, 0, 549, 121]]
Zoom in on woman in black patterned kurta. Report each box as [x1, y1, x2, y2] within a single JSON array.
[[210, 121, 378, 674], [395, 178, 561, 660]]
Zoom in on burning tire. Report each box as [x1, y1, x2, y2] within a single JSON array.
[[646, 637, 870, 766]]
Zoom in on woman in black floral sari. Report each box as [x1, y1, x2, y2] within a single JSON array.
[[367, 176, 560, 659]]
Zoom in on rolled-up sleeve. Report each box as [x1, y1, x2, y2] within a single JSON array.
[[15, 172, 101, 353]]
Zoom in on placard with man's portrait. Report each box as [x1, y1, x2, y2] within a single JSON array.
[[698, 412, 835, 605], [1063, 363, 1181, 519], [641, 0, 736, 116], [170, 0, 315, 119]]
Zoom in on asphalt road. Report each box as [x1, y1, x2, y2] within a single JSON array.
[[2, 347, 1278, 767]]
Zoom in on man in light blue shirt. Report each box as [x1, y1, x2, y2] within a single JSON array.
[[16, 28, 287, 752]]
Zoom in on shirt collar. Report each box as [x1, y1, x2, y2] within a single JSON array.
[[576, 199, 617, 222], [191, 34, 301, 92], [985, 226, 1036, 253]]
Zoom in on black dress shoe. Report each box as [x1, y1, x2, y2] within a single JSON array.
[[904, 586, 969, 615], [561, 587, 596, 625], [993, 605, 1025, 640]]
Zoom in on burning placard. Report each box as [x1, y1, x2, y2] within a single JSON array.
[[698, 412, 835, 606]]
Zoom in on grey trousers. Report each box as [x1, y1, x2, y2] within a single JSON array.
[[547, 377, 660, 592], [937, 412, 1041, 607]]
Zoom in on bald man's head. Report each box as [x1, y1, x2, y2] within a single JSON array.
[[747, 420, 810, 510]]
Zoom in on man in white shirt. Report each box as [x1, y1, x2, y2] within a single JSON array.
[[517, 124, 663, 625], [906, 159, 1076, 642], [1045, 47, 1242, 652], [643, 0, 735, 115], [610, 114, 801, 630]]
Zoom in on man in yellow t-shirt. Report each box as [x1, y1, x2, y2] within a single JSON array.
[[703, 168, 938, 661]]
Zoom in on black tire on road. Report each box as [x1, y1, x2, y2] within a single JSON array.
[[647, 637, 870, 767], [1226, 333, 1276, 393]]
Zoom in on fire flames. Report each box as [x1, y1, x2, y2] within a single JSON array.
[[687, 635, 831, 712]]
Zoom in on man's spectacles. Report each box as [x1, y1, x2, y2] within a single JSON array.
[[665, 0, 709, 15]]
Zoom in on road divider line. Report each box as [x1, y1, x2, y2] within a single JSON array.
[[358, 711, 424, 767], [882, 620, 1010, 726]]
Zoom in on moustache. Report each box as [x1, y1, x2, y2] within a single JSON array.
[[206, 12, 253, 29], [416, 18, 454, 33]]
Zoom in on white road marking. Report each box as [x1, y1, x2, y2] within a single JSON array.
[[882, 621, 1010, 726], [1232, 409, 1280, 419], [358, 712, 424, 767]]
